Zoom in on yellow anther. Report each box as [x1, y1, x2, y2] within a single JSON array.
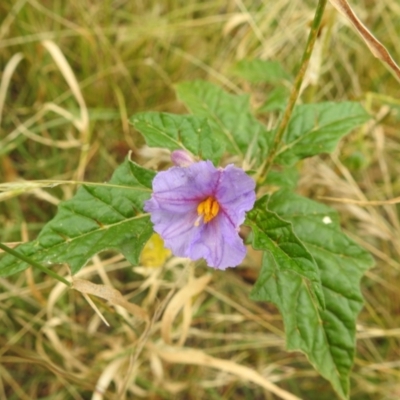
[[196, 196, 220, 224]]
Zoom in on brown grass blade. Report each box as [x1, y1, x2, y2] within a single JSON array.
[[320, 195, 400, 206], [153, 344, 301, 400], [161, 274, 212, 345], [72, 278, 149, 322], [0, 53, 24, 127], [329, 0, 400, 82]]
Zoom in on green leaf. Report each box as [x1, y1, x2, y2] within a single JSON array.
[[0, 159, 155, 277], [231, 59, 292, 84], [264, 165, 299, 189], [130, 112, 224, 164], [276, 102, 370, 165], [258, 86, 289, 113], [176, 80, 272, 161], [246, 196, 325, 311], [250, 190, 373, 399]]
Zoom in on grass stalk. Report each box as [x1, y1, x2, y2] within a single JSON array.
[[257, 0, 328, 183], [0, 242, 71, 287]]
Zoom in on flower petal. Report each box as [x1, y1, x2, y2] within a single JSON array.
[[149, 207, 202, 257], [152, 161, 220, 200], [188, 214, 247, 269], [215, 165, 256, 226], [144, 160, 224, 215]]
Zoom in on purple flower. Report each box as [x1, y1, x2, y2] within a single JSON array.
[[144, 160, 256, 269]]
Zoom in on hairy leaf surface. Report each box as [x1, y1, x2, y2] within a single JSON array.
[[276, 102, 370, 165], [250, 190, 373, 399], [246, 197, 325, 310], [0, 159, 155, 276], [176, 80, 272, 161], [130, 112, 224, 164]]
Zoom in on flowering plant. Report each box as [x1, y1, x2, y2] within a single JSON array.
[[0, 74, 373, 397], [0, 17, 378, 400]]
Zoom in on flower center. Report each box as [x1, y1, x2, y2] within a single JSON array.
[[196, 196, 220, 225]]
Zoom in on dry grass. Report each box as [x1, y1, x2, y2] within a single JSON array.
[[0, 0, 399, 399]]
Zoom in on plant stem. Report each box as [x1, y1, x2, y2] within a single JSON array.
[[0, 242, 71, 287], [258, 0, 328, 183]]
